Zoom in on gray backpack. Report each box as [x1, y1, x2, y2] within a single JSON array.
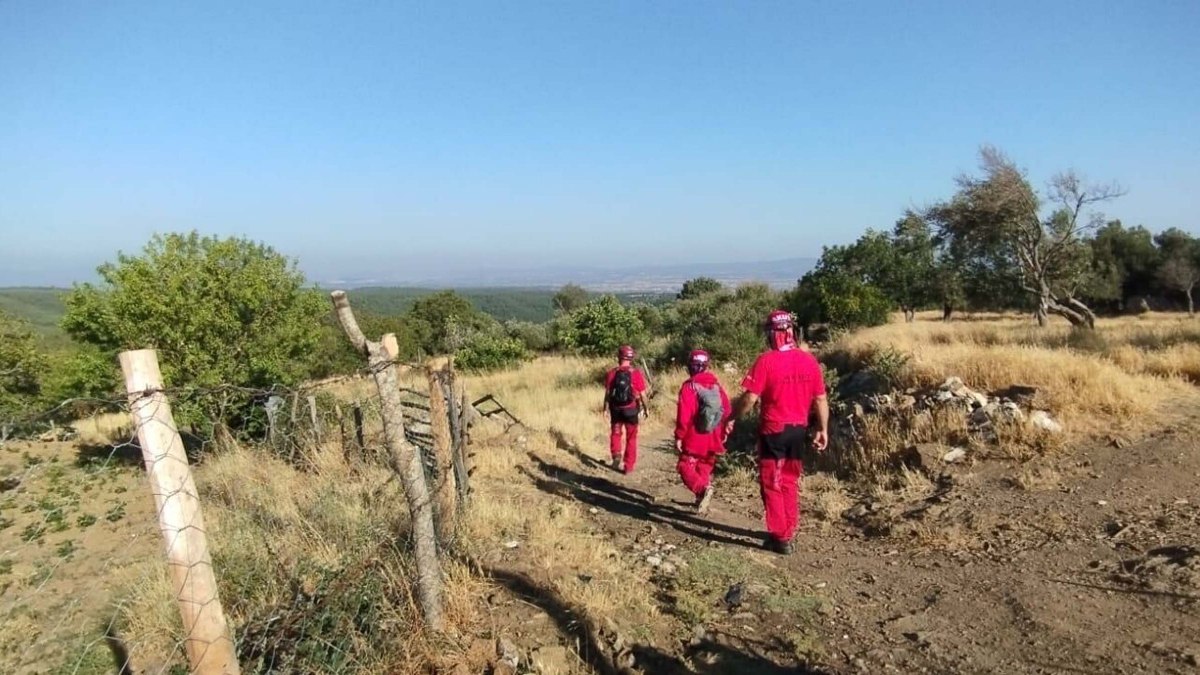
[[692, 383, 724, 433]]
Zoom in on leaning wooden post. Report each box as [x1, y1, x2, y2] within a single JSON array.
[[306, 395, 320, 444], [426, 368, 457, 544], [331, 291, 444, 630], [119, 349, 240, 675], [442, 375, 469, 501]]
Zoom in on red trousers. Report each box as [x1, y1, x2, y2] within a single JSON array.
[[758, 424, 807, 541], [676, 452, 717, 497], [610, 422, 639, 473]]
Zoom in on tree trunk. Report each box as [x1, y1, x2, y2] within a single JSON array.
[[1044, 295, 1097, 329], [942, 303, 953, 322], [902, 306, 915, 323], [1188, 287, 1195, 317], [331, 291, 444, 631]]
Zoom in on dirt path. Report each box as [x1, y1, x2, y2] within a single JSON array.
[[526, 422, 1200, 674]]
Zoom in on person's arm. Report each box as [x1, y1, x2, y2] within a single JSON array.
[[674, 385, 692, 452], [811, 394, 830, 451], [810, 357, 830, 450], [732, 391, 759, 419], [636, 370, 650, 418], [599, 370, 611, 414]]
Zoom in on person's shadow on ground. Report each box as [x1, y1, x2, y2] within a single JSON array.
[[521, 448, 764, 551], [484, 564, 832, 675]]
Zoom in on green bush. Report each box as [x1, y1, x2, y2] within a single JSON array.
[[504, 320, 554, 352], [555, 295, 645, 357], [0, 310, 47, 434], [664, 283, 782, 366], [455, 335, 531, 372], [60, 232, 326, 429]]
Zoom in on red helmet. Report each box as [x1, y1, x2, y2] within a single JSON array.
[[617, 345, 636, 361], [765, 310, 797, 350], [687, 349, 710, 374]]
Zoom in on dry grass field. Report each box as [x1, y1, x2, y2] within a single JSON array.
[[4, 311, 1199, 673]]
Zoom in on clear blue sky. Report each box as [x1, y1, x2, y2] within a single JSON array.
[[2, 1, 1197, 286]]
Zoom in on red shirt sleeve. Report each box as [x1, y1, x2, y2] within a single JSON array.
[[633, 369, 647, 394], [741, 354, 767, 396], [604, 368, 614, 389], [675, 382, 695, 440]]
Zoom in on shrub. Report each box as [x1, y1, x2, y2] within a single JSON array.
[[504, 320, 554, 352], [555, 295, 645, 357], [665, 283, 782, 366], [0, 310, 47, 436], [455, 335, 531, 372], [60, 232, 326, 429]]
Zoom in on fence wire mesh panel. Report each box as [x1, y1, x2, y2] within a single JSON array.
[[0, 350, 473, 674]]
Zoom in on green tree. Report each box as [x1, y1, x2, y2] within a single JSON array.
[[1155, 229, 1200, 315], [666, 283, 781, 365], [552, 283, 590, 313], [677, 277, 724, 300], [790, 265, 892, 331], [1087, 221, 1160, 309], [884, 212, 938, 321], [555, 295, 645, 357], [0, 310, 47, 436], [61, 232, 326, 427], [406, 291, 496, 353], [455, 334, 531, 372]]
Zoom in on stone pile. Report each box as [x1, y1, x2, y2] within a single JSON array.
[[838, 374, 1064, 435]]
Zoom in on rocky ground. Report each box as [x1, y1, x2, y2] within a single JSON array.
[[488, 413, 1200, 675]]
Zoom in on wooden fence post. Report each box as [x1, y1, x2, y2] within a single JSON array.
[[427, 368, 457, 544], [332, 292, 444, 630], [119, 349, 240, 675], [352, 403, 365, 455], [306, 395, 320, 444], [442, 375, 469, 502]]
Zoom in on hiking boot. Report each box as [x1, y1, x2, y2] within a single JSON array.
[[610, 456, 622, 472], [763, 536, 793, 555], [696, 486, 714, 514]]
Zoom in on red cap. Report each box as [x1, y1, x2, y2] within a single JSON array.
[[618, 345, 636, 361]]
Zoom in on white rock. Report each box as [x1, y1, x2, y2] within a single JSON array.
[[941, 447, 967, 463], [503, 540, 521, 549], [1029, 410, 1063, 433], [660, 562, 678, 575], [646, 555, 663, 567]]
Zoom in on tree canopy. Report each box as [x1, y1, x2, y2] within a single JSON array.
[[61, 232, 327, 424]]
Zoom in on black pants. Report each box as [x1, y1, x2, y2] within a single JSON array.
[[758, 424, 808, 461]]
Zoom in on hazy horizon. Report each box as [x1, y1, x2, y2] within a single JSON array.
[[3, 2, 1197, 287]]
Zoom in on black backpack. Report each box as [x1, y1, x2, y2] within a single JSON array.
[[608, 369, 636, 407]]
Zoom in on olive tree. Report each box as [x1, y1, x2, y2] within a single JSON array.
[[933, 146, 1124, 329]]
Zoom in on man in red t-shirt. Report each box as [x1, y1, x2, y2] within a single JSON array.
[[600, 345, 648, 474], [730, 310, 829, 554], [674, 349, 732, 514]]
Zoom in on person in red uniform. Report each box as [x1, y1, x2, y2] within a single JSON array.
[[730, 310, 829, 554], [600, 345, 648, 474], [673, 349, 732, 514]]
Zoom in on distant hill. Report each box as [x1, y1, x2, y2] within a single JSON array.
[[0, 287, 67, 336], [0, 286, 672, 332], [323, 257, 816, 293]]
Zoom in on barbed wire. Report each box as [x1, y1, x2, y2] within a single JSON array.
[[0, 362, 456, 674]]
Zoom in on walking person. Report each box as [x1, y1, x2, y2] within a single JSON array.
[[600, 345, 648, 474], [729, 310, 830, 554], [674, 350, 732, 514]]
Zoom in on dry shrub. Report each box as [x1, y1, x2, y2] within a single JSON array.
[[1010, 462, 1062, 491], [803, 474, 852, 525], [832, 313, 1200, 439], [115, 442, 480, 673]]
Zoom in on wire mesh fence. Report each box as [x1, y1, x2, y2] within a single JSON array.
[[0, 350, 477, 674]]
